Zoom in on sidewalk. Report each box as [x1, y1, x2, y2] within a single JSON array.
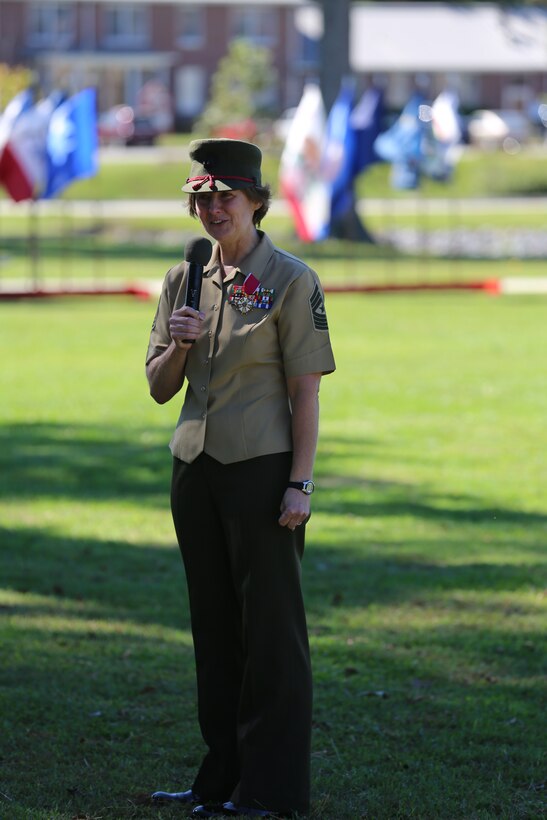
[[1, 196, 547, 218]]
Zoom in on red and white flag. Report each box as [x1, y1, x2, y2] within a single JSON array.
[[0, 93, 58, 202], [279, 83, 330, 242]]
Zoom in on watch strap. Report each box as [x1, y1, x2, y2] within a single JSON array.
[[287, 480, 315, 494]]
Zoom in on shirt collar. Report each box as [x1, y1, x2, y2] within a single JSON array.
[[238, 231, 275, 281], [204, 231, 275, 288], [203, 231, 274, 286]]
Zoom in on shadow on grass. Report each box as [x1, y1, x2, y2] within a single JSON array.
[[0, 420, 544, 616], [1, 421, 545, 818], [1, 516, 544, 820], [0, 420, 173, 504], [6, 230, 546, 268], [2, 421, 546, 528], [1, 234, 181, 261]]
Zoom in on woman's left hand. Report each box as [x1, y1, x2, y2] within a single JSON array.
[[279, 488, 311, 531]]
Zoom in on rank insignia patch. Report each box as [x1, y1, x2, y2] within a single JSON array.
[[309, 283, 328, 331]]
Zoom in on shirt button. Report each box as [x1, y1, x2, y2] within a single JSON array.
[[204, 358, 210, 365], [200, 385, 206, 392], [201, 412, 206, 419], [208, 330, 213, 337], [212, 304, 218, 311]]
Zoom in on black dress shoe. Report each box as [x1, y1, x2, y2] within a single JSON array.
[[192, 805, 226, 818], [152, 788, 200, 803], [222, 802, 273, 817]]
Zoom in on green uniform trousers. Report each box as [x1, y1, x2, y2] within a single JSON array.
[[171, 451, 312, 816]]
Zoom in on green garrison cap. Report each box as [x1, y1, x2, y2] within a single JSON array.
[[182, 138, 262, 193]]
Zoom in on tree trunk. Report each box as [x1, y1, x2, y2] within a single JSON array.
[[330, 199, 376, 243], [319, 0, 350, 111], [319, 0, 375, 243]]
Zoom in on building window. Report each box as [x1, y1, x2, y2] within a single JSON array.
[[102, 4, 149, 48], [27, 2, 75, 48], [177, 6, 205, 50], [230, 7, 277, 46], [175, 65, 206, 117]]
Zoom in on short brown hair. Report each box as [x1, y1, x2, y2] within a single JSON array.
[[187, 184, 272, 227]]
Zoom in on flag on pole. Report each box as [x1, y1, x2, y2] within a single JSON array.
[[374, 90, 461, 189], [279, 83, 330, 242], [43, 88, 98, 199], [350, 86, 384, 177], [0, 88, 34, 141], [431, 90, 461, 145], [0, 88, 34, 200], [374, 93, 425, 189], [423, 89, 462, 180], [0, 92, 61, 201], [322, 79, 357, 225]]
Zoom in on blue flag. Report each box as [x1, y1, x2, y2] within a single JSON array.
[[350, 86, 384, 177], [322, 80, 357, 224], [43, 88, 98, 199], [374, 93, 425, 189]]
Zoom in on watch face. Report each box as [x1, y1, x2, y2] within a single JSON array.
[[302, 480, 315, 495]]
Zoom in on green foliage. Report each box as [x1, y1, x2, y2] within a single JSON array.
[[193, 38, 278, 135], [0, 63, 35, 111]]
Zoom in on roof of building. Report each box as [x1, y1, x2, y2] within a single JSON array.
[[85, 0, 306, 4], [296, 2, 547, 73]]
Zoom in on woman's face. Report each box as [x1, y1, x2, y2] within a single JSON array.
[[195, 190, 260, 246]]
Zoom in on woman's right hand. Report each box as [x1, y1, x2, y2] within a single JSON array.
[[169, 306, 205, 349]]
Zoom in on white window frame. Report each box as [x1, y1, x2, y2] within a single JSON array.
[[230, 6, 278, 47], [102, 4, 149, 49], [27, 2, 75, 48], [175, 65, 206, 117], [177, 5, 205, 50]]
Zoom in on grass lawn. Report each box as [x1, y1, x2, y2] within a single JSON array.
[[0, 143, 541, 201], [0, 280, 545, 819], [1, 206, 547, 289], [2, 144, 547, 290]]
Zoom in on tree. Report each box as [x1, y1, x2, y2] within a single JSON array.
[[194, 38, 278, 136], [318, 0, 351, 112], [0, 64, 34, 111]]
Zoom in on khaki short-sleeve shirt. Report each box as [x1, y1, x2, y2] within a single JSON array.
[[146, 231, 335, 464]]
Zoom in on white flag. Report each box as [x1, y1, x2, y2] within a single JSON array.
[[279, 84, 330, 242]]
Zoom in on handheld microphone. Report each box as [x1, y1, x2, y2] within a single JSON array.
[[183, 236, 212, 343]]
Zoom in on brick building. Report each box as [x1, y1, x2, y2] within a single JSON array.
[[1, 2, 546, 127], [0, 0, 318, 128]]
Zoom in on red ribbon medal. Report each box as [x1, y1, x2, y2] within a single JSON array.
[[230, 273, 271, 314], [243, 273, 260, 295]]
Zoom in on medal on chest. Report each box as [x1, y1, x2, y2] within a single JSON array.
[[229, 273, 274, 314]]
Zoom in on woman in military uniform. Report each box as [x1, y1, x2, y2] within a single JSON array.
[[146, 138, 335, 818]]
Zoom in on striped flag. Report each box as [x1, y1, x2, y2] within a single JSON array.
[[279, 83, 330, 242], [0, 92, 61, 201]]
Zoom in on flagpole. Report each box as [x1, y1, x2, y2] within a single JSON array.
[[384, 196, 396, 285], [93, 196, 103, 285], [450, 196, 461, 279], [62, 198, 74, 286], [29, 199, 40, 290], [0, 199, 3, 288]]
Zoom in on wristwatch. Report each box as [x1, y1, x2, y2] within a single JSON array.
[[287, 480, 315, 495]]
